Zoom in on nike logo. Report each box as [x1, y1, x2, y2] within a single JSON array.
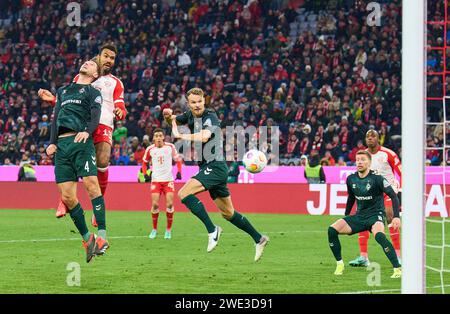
[[95, 205, 101, 211], [213, 228, 220, 241]]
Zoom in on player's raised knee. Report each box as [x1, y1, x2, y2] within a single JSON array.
[[178, 189, 188, 201], [328, 226, 339, 237], [61, 194, 77, 209], [84, 178, 101, 198], [221, 208, 234, 220], [96, 157, 109, 169]]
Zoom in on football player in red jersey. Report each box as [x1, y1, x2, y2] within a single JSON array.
[[141, 128, 182, 240]]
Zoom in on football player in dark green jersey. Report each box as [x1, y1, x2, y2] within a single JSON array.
[[163, 88, 269, 262], [328, 150, 402, 278], [46, 59, 108, 263]]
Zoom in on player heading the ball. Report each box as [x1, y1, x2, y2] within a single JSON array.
[[46, 59, 109, 263]]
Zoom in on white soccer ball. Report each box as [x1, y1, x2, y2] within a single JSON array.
[[243, 149, 267, 174]]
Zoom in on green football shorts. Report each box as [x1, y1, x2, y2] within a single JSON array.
[[343, 212, 385, 235], [54, 135, 97, 184], [193, 161, 230, 200]]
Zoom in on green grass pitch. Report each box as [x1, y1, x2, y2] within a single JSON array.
[[0, 209, 448, 294]]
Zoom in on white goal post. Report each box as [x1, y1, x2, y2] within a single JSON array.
[[401, 0, 426, 294]]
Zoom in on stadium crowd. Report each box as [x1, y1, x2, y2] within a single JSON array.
[[0, 0, 447, 167]]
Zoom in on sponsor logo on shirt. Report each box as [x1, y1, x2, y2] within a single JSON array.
[[61, 99, 82, 106], [355, 195, 373, 201]]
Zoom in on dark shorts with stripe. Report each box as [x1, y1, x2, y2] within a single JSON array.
[[54, 135, 97, 183], [343, 212, 385, 235], [193, 161, 230, 200]]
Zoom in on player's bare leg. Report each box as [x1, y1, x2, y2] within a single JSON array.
[[179, 178, 220, 252], [82, 175, 109, 255], [214, 196, 268, 262], [329, 219, 353, 275], [149, 193, 160, 239], [165, 192, 174, 239], [371, 222, 401, 278], [58, 181, 96, 263], [95, 141, 111, 195], [92, 141, 111, 227], [385, 203, 401, 263], [55, 178, 70, 219]]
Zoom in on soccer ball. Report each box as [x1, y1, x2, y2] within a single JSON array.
[[243, 149, 267, 174]]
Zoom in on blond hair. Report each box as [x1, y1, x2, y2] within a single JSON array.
[[186, 87, 205, 98]]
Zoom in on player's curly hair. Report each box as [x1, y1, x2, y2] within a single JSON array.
[[100, 43, 118, 55]]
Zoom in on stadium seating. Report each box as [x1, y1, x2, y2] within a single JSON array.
[[0, 0, 430, 166]]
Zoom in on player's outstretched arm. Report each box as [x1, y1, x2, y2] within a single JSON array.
[[171, 118, 211, 142]]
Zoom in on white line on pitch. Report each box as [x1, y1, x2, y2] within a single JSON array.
[[0, 230, 322, 244], [338, 284, 450, 294]]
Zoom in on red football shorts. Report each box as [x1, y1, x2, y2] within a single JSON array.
[[151, 181, 175, 195], [93, 124, 113, 146]]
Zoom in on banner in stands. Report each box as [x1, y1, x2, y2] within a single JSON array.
[[0, 166, 448, 184], [0, 183, 448, 217]]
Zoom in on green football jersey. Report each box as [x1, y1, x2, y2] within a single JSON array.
[[54, 83, 102, 136], [346, 171, 395, 217], [176, 108, 224, 166]]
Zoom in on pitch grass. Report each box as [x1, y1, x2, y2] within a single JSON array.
[[0, 209, 447, 294]]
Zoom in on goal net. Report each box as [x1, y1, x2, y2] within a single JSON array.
[[424, 0, 450, 294]]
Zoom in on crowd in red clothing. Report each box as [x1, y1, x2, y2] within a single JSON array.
[[0, 0, 447, 166]]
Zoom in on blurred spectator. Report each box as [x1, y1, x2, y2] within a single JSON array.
[[17, 160, 36, 181], [304, 150, 326, 183], [113, 121, 128, 143]]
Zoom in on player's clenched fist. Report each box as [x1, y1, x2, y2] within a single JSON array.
[[38, 88, 56, 102], [46, 144, 57, 157], [163, 108, 173, 117], [391, 217, 401, 230], [163, 108, 174, 123]]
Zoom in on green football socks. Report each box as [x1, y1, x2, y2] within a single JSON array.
[[375, 232, 401, 268], [229, 211, 262, 243], [92, 195, 106, 238], [69, 203, 91, 242], [328, 226, 342, 261], [181, 195, 216, 233]]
